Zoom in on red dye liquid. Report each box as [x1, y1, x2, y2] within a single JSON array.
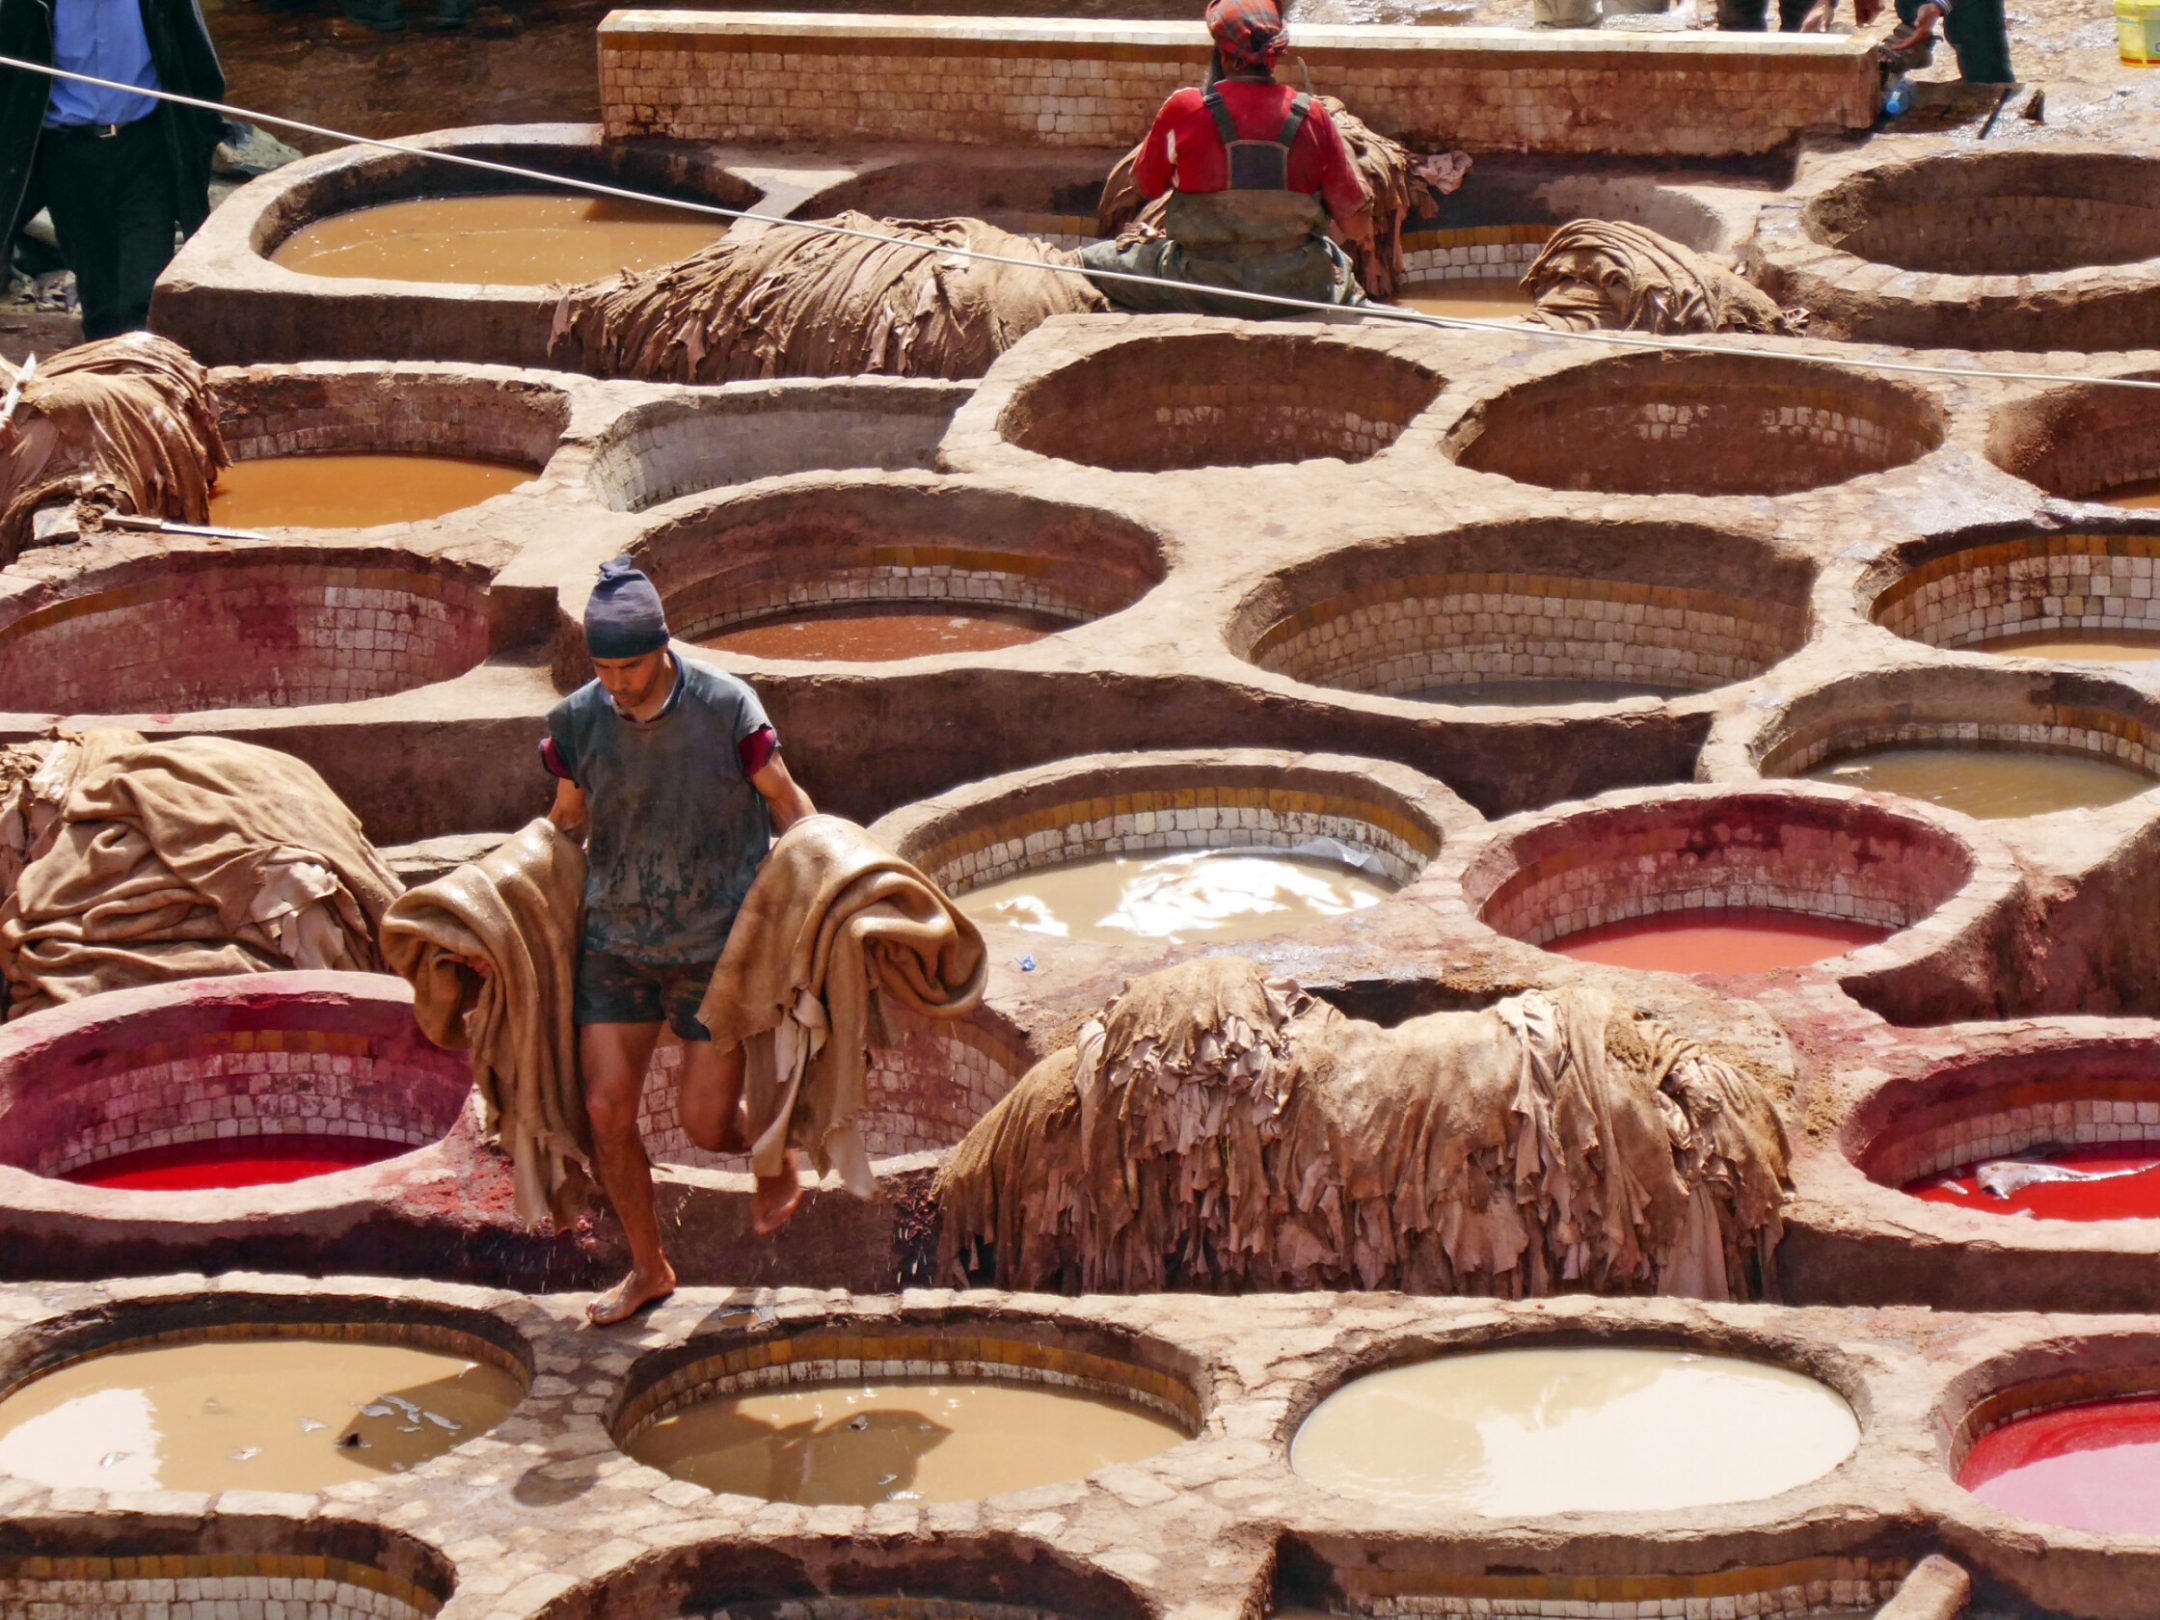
[[64, 1135, 398, 1191], [1960, 1395, 2160, 1534], [1907, 1143, 2160, 1222], [1546, 908, 1890, 973]]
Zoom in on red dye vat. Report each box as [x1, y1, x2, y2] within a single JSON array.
[[1907, 1143, 2160, 1222], [63, 1135, 399, 1191], [1960, 1395, 2160, 1534], [1545, 908, 1890, 973]]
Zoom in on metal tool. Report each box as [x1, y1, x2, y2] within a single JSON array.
[[98, 512, 271, 542]]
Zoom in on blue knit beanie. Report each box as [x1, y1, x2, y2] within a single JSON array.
[[585, 557, 670, 658]]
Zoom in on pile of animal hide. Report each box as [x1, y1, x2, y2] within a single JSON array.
[[1097, 98, 1471, 301], [935, 958, 1791, 1301], [382, 819, 591, 1226], [0, 334, 229, 565], [0, 730, 399, 1019], [1522, 219, 1806, 337], [546, 213, 1105, 383]]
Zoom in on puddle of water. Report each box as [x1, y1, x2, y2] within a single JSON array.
[[209, 453, 532, 528]]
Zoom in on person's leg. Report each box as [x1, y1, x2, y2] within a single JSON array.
[[581, 1018, 673, 1323], [99, 118, 181, 336], [1715, 0, 1771, 30], [1945, 0, 2014, 81], [36, 136, 125, 339], [666, 975, 808, 1236]]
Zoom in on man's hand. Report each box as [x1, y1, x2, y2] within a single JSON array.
[[1884, 0, 1940, 39]]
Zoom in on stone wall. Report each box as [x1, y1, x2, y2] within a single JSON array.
[[597, 12, 1878, 159]]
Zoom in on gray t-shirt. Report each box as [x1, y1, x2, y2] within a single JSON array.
[[545, 658, 772, 963]]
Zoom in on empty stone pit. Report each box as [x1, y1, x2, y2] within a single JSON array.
[[0, 1522, 454, 1620], [611, 1316, 1200, 1505], [0, 547, 495, 716], [869, 749, 1462, 953], [156, 124, 764, 367], [1448, 352, 1945, 498], [536, 1534, 1152, 1620], [1872, 522, 2160, 660], [1988, 378, 2160, 509], [1857, 1041, 2160, 1226], [996, 331, 1444, 472], [0, 1293, 527, 1495], [1750, 668, 2160, 822], [585, 381, 970, 512], [0, 975, 473, 1194], [1457, 786, 1981, 978], [1230, 520, 1811, 707], [628, 481, 1165, 663]]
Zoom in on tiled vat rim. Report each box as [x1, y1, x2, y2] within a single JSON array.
[[1943, 1345, 2160, 1473], [1, 1022, 470, 1180], [1758, 706, 2160, 785], [1245, 571, 1796, 698], [614, 1324, 1203, 1446], [1400, 224, 1550, 284], [1874, 529, 2160, 648], [1862, 1071, 2160, 1189], [6, 1316, 527, 1394], [1328, 1553, 1910, 1619], [212, 366, 570, 469], [1988, 374, 2160, 500], [0, 1552, 442, 1620]]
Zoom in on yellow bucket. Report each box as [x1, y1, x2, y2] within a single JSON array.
[[2120, 0, 2160, 65]]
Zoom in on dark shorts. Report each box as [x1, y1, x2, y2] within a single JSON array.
[[574, 948, 718, 1041]]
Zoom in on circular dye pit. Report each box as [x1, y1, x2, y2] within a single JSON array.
[[272, 194, 727, 285], [0, 976, 473, 1189], [1393, 278, 1533, 322], [1872, 527, 2160, 659], [2104, 479, 2160, 511], [1450, 352, 1944, 497], [961, 847, 1390, 945], [996, 331, 1444, 472], [1233, 520, 1812, 707], [1803, 745, 2155, 819], [1987, 374, 2160, 502], [0, 1332, 521, 1492], [1909, 1146, 2160, 1222], [634, 483, 1165, 662], [627, 1377, 1184, 1505], [1291, 1345, 1858, 1515], [1463, 789, 1974, 980], [0, 551, 494, 714], [616, 1326, 1198, 1506], [1961, 1395, 2160, 1535], [209, 453, 533, 529]]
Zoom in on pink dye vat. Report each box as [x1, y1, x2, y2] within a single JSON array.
[[1960, 1395, 2160, 1534], [1907, 1143, 2160, 1222], [64, 1135, 400, 1191], [1545, 908, 1890, 973]]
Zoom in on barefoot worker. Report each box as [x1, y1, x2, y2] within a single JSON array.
[[541, 558, 818, 1325]]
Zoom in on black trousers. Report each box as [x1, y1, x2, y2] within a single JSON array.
[[33, 112, 179, 340], [1897, 0, 2015, 80]]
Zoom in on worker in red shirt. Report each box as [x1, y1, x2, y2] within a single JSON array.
[[1080, 0, 1370, 317]]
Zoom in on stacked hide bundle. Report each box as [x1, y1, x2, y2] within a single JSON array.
[[0, 731, 400, 1018], [546, 213, 1105, 384], [1523, 219, 1806, 337], [0, 334, 229, 563], [936, 958, 1790, 1301], [1096, 97, 1468, 302]]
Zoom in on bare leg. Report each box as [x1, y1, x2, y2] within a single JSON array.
[[678, 1039, 808, 1237], [582, 1020, 677, 1324]]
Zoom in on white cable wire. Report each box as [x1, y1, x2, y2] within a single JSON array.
[[7, 50, 2160, 395]]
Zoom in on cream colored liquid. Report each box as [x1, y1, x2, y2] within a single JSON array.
[[961, 849, 1390, 945], [0, 1338, 520, 1493], [1805, 746, 2154, 819], [1394, 278, 1533, 321], [1977, 629, 2160, 662], [209, 453, 533, 528], [272, 194, 727, 285], [2100, 478, 2160, 510], [1290, 1346, 1858, 1515], [627, 1378, 1184, 1504]]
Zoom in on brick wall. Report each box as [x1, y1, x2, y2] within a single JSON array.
[[598, 11, 1879, 159], [0, 1556, 439, 1620], [1875, 531, 2160, 649]]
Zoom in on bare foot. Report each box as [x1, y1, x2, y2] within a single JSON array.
[[586, 1260, 676, 1325], [752, 1158, 808, 1237]]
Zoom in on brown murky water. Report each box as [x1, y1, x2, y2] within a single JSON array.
[[1290, 1346, 1858, 1515], [272, 194, 728, 284], [1804, 746, 2154, 818], [2100, 478, 2160, 510], [699, 605, 1071, 662], [1976, 629, 2160, 661], [1408, 678, 1682, 705], [1393, 278, 1534, 321], [962, 849, 1392, 944], [0, 1338, 521, 1493], [627, 1378, 1185, 1503], [208, 453, 534, 528]]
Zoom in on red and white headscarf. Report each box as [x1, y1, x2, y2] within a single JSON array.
[[1205, 0, 1290, 72]]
